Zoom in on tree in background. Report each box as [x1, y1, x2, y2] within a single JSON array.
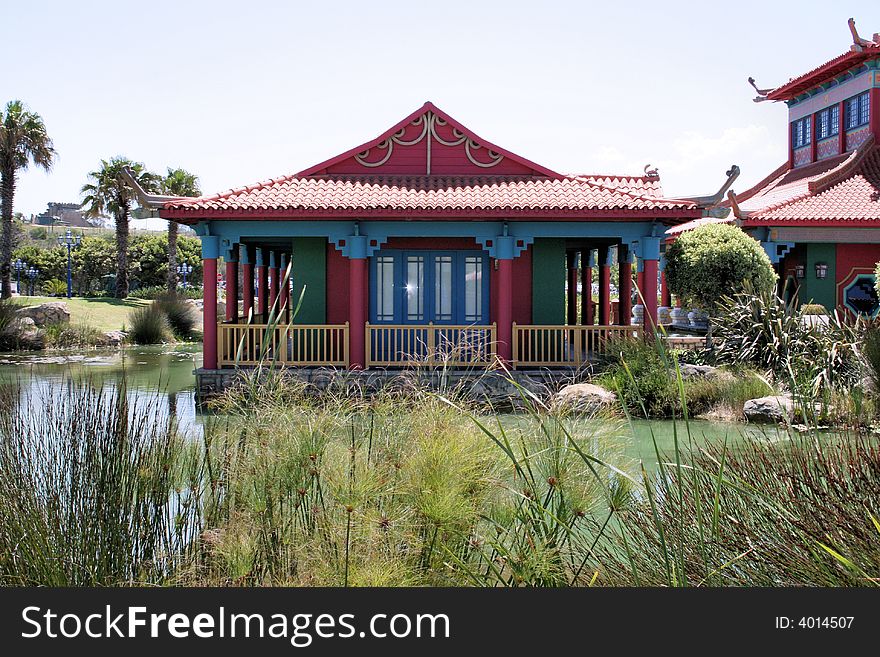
[[664, 223, 777, 311], [81, 158, 160, 298], [0, 100, 56, 298], [161, 168, 200, 292]]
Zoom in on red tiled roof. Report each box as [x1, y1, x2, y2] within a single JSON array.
[[740, 137, 880, 226], [766, 40, 880, 101], [161, 174, 698, 219]]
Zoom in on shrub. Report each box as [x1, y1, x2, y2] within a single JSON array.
[[42, 322, 106, 349], [800, 303, 827, 315], [128, 304, 171, 344], [665, 223, 777, 310], [862, 324, 880, 391], [710, 288, 863, 397], [130, 285, 202, 300], [154, 293, 198, 339], [0, 299, 19, 350], [598, 337, 676, 417], [684, 369, 774, 417], [42, 278, 68, 297]]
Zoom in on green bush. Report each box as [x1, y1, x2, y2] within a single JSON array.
[[153, 293, 198, 339], [665, 223, 777, 310], [0, 299, 18, 350], [684, 369, 774, 417], [130, 284, 202, 300], [128, 304, 171, 345], [862, 324, 880, 391]]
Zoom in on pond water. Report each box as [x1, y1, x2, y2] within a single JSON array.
[[0, 345, 786, 470]]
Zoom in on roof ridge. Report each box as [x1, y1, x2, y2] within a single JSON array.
[[734, 161, 792, 205], [809, 135, 877, 194]]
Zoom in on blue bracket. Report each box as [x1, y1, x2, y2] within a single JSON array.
[[761, 241, 795, 264]]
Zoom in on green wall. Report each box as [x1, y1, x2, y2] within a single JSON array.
[[802, 243, 836, 310], [290, 237, 326, 323], [531, 238, 566, 324]]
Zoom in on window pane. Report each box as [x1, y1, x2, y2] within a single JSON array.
[[818, 110, 828, 139], [860, 92, 870, 126], [434, 256, 452, 321], [464, 256, 483, 323], [804, 116, 811, 144], [376, 256, 395, 321], [406, 256, 424, 321], [847, 97, 860, 129], [830, 105, 839, 135]]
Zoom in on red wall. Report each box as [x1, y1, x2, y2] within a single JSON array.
[[836, 243, 880, 310]]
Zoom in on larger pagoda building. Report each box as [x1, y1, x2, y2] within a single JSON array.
[[735, 19, 880, 315]]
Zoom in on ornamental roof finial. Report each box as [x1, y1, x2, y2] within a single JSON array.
[[643, 164, 659, 178], [747, 77, 771, 103], [848, 17, 873, 51]]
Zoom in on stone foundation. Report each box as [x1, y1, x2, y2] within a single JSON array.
[[194, 365, 598, 411]]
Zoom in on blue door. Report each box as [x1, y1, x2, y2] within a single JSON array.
[[370, 250, 489, 325]]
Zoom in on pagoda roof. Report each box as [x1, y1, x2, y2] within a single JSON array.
[[161, 102, 699, 222], [738, 136, 880, 226], [766, 33, 880, 101]]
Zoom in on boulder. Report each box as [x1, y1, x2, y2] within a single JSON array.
[[743, 394, 793, 423], [15, 302, 70, 327], [551, 383, 617, 414], [101, 330, 127, 347], [467, 372, 548, 409], [678, 364, 723, 380]]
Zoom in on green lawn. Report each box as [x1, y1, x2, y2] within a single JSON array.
[[12, 296, 151, 332]]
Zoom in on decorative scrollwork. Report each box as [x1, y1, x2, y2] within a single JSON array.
[[354, 111, 504, 171]]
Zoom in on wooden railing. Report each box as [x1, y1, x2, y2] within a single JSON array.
[[512, 324, 640, 368], [218, 322, 349, 367], [366, 323, 497, 367]]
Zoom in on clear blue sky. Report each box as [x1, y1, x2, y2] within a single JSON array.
[[6, 0, 880, 219]]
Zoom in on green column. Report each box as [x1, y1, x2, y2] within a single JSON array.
[[531, 238, 566, 325], [290, 237, 327, 323]]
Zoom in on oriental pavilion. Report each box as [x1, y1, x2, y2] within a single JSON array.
[[128, 102, 731, 392], [673, 19, 880, 317]]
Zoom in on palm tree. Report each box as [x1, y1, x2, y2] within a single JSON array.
[[0, 100, 56, 298], [161, 168, 200, 292], [81, 158, 160, 298]]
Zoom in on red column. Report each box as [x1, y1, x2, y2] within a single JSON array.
[[566, 251, 578, 325], [871, 88, 880, 142], [497, 258, 513, 363], [269, 265, 279, 312], [279, 254, 290, 323], [598, 246, 610, 325], [241, 262, 254, 319], [809, 110, 817, 164], [838, 100, 846, 154], [643, 258, 659, 336], [661, 271, 672, 307], [618, 248, 632, 326], [637, 269, 645, 301], [257, 262, 268, 317], [580, 250, 593, 325], [225, 259, 238, 322], [348, 257, 367, 369], [203, 257, 218, 370]]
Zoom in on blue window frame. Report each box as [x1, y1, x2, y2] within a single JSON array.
[[791, 116, 812, 148], [370, 250, 490, 325], [845, 91, 870, 130], [816, 105, 839, 140]]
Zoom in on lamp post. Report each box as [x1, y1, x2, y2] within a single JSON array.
[[13, 259, 28, 295], [57, 228, 82, 298], [26, 267, 39, 296], [176, 262, 193, 289]]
